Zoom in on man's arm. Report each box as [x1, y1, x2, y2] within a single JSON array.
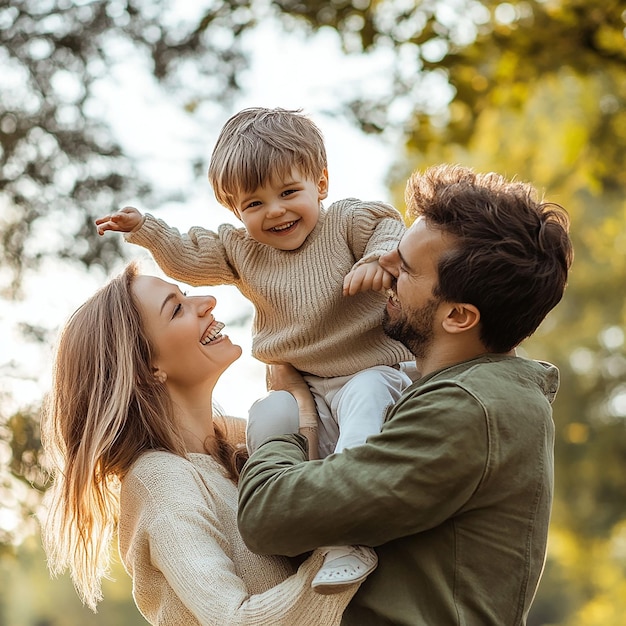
[[237, 385, 488, 556]]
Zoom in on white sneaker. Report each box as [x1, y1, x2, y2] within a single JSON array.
[[311, 545, 378, 594]]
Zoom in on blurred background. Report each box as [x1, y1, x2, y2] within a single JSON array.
[[1, 1, 625, 624]]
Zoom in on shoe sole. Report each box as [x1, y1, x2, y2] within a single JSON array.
[[311, 560, 377, 594]]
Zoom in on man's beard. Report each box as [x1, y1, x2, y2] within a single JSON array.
[[383, 298, 439, 361]]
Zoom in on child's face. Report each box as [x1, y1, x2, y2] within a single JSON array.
[[233, 168, 329, 251]]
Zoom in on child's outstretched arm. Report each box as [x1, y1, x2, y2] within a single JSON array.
[[343, 260, 393, 296], [95, 206, 145, 235]]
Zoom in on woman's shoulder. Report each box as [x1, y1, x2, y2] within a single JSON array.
[[129, 449, 188, 474], [127, 449, 234, 482], [122, 451, 232, 512], [123, 451, 199, 494]]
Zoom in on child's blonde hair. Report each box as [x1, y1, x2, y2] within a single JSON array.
[[208, 107, 327, 212]]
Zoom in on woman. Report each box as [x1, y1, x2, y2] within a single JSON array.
[[40, 262, 357, 625]]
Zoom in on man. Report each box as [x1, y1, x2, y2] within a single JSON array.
[[237, 164, 574, 625]]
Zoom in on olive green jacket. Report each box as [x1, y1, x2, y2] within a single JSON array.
[[238, 355, 559, 625]]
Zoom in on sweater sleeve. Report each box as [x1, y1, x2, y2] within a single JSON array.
[[238, 384, 488, 556], [341, 199, 406, 268], [122, 459, 356, 626], [124, 214, 244, 287]]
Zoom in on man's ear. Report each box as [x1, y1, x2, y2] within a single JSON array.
[[317, 168, 329, 200], [442, 303, 480, 334]]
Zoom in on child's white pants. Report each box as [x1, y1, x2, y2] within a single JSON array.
[[247, 364, 413, 458]]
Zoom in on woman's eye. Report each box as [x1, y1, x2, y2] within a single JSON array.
[[172, 302, 183, 318]]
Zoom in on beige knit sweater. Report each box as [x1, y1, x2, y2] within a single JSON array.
[[119, 450, 355, 625], [126, 198, 413, 377]]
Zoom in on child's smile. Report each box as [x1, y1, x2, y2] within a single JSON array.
[[235, 168, 328, 251]]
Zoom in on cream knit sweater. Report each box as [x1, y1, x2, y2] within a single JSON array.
[[119, 450, 355, 625], [126, 198, 413, 377]]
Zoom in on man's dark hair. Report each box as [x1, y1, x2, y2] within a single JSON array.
[[406, 164, 574, 353]]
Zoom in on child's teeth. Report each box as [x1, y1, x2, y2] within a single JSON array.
[[273, 221, 295, 232]]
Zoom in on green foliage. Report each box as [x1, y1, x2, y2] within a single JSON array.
[[7, 408, 45, 492], [0, 0, 257, 296]]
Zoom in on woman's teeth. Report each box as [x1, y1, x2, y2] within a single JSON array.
[[201, 322, 225, 345]]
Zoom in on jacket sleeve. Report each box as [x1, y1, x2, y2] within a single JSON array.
[[238, 384, 489, 556], [122, 462, 355, 626], [125, 214, 243, 287]]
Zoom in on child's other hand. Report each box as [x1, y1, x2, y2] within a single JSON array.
[[95, 206, 144, 235], [343, 260, 393, 296]]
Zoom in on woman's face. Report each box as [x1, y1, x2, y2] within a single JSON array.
[[132, 275, 242, 389]]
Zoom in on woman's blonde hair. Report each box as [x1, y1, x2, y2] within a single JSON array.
[[41, 263, 245, 610]]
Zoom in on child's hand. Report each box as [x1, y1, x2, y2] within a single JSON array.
[[343, 260, 393, 296], [95, 206, 144, 235]]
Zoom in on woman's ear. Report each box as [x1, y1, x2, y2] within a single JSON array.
[[442, 303, 480, 334], [153, 367, 167, 384]]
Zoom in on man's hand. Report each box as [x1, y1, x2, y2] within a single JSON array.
[[95, 206, 144, 235], [343, 260, 393, 296], [266, 364, 320, 460]]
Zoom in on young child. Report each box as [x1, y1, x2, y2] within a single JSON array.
[[95, 107, 415, 593]]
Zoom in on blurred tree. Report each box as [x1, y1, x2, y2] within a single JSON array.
[[0, 535, 148, 624], [0, 0, 257, 296]]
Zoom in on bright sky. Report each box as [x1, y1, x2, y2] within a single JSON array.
[[0, 15, 399, 424]]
